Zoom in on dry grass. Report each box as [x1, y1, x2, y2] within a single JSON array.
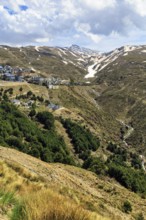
[[0, 160, 109, 220], [0, 160, 46, 194], [1, 147, 146, 220], [12, 189, 109, 220]]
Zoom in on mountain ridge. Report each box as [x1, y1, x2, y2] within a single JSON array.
[[0, 43, 146, 81]]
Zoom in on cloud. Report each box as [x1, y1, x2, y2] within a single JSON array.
[[125, 0, 146, 16], [0, 0, 146, 51], [81, 0, 116, 10]]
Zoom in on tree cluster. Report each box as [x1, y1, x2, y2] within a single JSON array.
[[61, 119, 100, 160], [0, 102, 74, 165]]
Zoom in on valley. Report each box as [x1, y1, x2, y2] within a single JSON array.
[[0, 44, 146, 220]]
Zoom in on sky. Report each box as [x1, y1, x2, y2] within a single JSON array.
[[0, 0, 146, 51]]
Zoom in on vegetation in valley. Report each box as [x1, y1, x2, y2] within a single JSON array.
[[61, 118, 100, 160], [0, 101, 74, 165], [0, 99, 145, 198]]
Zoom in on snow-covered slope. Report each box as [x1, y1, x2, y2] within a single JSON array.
[[32, 44, 146, 79], [0, 44, 146, 81], [53, 44, 144, 79], [84, 45, 144, 79]]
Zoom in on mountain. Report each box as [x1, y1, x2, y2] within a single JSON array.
[[0, 44, 146, 220], [1, 43, 146, 154], [85, 45, 146, 79], [92, 45, 146, 154], [68, 44, 100, 56], [0, 44, 99, 81]]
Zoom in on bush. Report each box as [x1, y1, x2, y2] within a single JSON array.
[[83, 156, 106, 175], [27, 90, 33, 97], [29, 109, 36, 117], [36, 111, 54, 130], [122, 200, 132, 213], [135, 213, 145, 220]]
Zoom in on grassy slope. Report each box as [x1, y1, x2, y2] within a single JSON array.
[[0, 146, 146, 220], [2, 45, 146, 152], [0, 46, 86, 80], [0, 81, 122, 150], [0, 158, 103, 220], [94, 50, 146, 154], [49, 85, 121, 144], [1, 45, 146, 154], [0, 81, 49, 100], [0, 81, 122, 167]]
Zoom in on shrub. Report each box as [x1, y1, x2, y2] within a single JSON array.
[[122, 200, 132, 213], [36, 111, 54, 130], [135, 213, 145, 220], [83, 156, 106, 175], [27, 90, 33, 97], [29, 109, 36, 117]]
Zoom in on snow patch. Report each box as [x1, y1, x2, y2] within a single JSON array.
[[69, 61, 78, 67], [98, 63, 109, 72], [78, 58, 85, 62], [58, 48, 66, 55], [58, 51, 62, 57], [31, 67, 36, 71], [85, 64, 97, 78], [123, 52, 128, 56], [141, 50, 146, 53], [35, 46, 40, 52], [69, 51, 77, 57], [63, 61, 68, 65], [123, 45, 136, 52]]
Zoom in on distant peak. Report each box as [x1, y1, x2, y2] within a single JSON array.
[[70, 44, 81, 49]]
